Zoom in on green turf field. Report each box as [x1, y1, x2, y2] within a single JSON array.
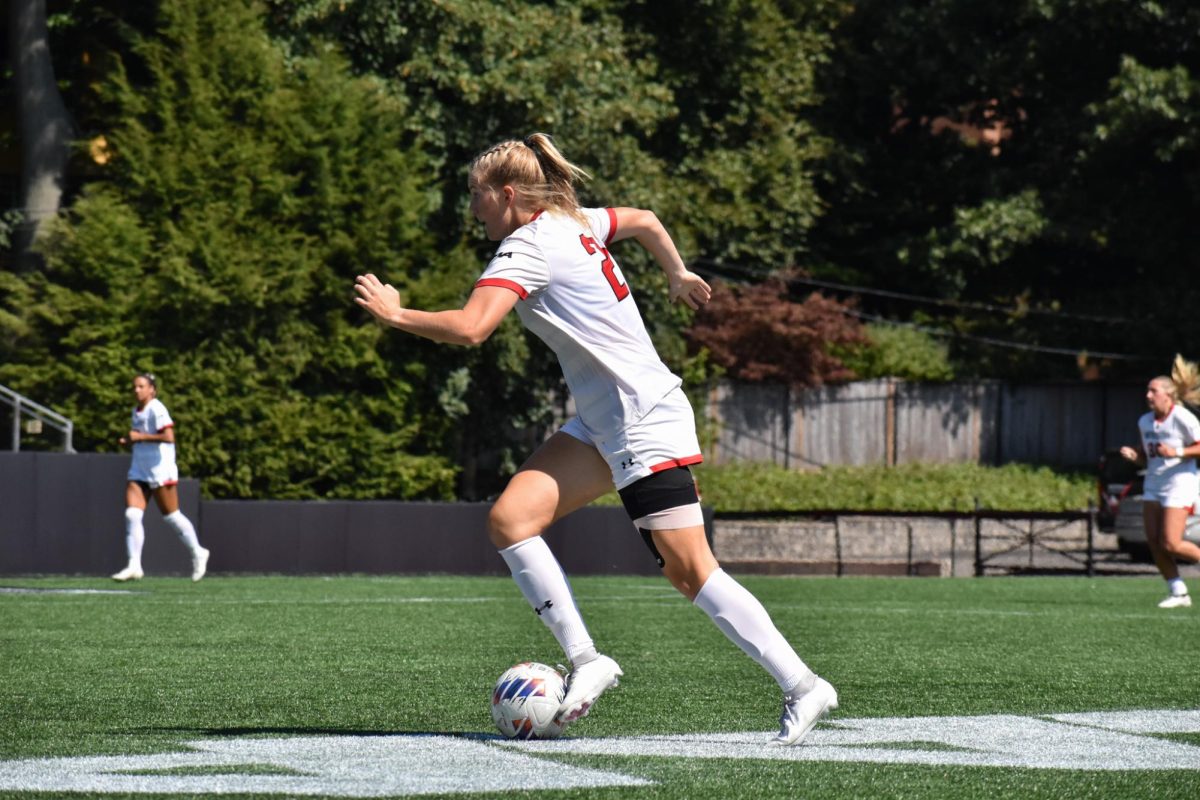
[[2, 574, 1198, 798]]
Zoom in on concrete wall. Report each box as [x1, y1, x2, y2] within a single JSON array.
[[0, 452, 200, 576], [0, 453, 679, 577], [198, 500, 670, 577]]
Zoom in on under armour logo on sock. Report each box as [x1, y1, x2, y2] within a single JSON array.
[[534, 600, 553, 616]]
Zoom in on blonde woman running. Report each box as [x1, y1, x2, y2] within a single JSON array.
[[1119, 355, 1200, 608], [354, 133, 837, 744]]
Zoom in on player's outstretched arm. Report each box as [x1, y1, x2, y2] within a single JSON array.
[[354, 274, 518, 346], [609, 207, 711, 310]]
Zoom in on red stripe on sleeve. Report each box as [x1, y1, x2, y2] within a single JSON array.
[[605, 208, 618, 244], [475, 278, 529, 300]]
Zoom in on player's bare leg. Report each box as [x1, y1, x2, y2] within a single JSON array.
[[152, 484, 208, 581], [488, 432, 613, 548], [489, 433, 623, 724], [112, 482, 149, 581], [1156, 505, 1194, 608], [654, 526, 837, 745]]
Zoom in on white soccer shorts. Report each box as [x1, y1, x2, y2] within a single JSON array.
[[560, 386, 702, 490], [127, 460, 180, 489], [1143, 472, 1199, 509]]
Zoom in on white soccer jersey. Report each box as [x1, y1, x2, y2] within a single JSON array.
[[476, 207, 682, 439], [128, 398, 179, 487], [1138, 404, 1200, 490]]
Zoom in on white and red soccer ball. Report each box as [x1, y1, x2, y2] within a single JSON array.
[[490, 661, 566, 740]]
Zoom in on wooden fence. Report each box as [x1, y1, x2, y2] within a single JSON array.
[[702, 379, 1147, 469]]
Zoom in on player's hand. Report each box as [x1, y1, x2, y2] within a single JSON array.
[[1118, 446, 1138, 461], [668, 270, 712, 310], [354, 273, 404, 325], [1155, 443, 1177, 458]]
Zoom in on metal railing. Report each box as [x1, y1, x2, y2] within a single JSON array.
[[1, 384, 75, 452]]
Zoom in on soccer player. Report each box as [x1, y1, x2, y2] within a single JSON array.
[[1119, 355, 1200, 608], [354, 133, 837, 744], [111, 373, 210, 582]]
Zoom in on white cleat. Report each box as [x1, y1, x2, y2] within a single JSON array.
[[191, 547, 210, 582], [774, 677, 838, 746], [1158, 593, 1192, 609], [557, 654, 623, 725], [111, 565, 144, 582]]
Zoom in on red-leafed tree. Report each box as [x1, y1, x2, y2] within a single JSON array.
[[686, 273, 868, 387]]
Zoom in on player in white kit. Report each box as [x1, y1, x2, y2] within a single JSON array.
[[1119, 356, 1200, 608], [111, 373, 210, 582], [354, 133, 837, 744]]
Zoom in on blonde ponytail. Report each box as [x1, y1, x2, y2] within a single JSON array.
[[468, 133, 590, 225], [1171, 354, 1200, 405]]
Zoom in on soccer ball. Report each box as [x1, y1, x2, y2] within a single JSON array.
[[490, 661, 566, 740]]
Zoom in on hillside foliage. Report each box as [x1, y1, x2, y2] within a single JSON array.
[[2, 0, 1198, 499]]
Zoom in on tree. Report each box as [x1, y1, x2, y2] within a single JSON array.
[[838, 322, 955, 382], [7, 0, 73, 265], [263, 0, 839, 489], [1, 0, 458, 499], [808, 0, 1200, 379], [685, 272, 867, 387]]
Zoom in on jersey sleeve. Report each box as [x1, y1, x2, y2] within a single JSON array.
[[582, 207, 618, 245], [1184, 410, 1200, 444], [150, 400, 174, 432], [475, 227, 550, 299]]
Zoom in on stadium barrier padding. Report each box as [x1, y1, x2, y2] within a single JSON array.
[[0, 452, 201, 576], [0, 453, 710, 577]]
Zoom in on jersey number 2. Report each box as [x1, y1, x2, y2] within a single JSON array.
[[579, 234, 629, 300]]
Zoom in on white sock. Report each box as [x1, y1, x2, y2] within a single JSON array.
[[694, 568, 814, 695], [1167, 577, 1188, 597], [163, 510, 201, 554], [124, 507, 145, 569], [499, 537, 596, 665]]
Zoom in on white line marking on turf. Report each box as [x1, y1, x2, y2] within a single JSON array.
[[123, 595, 681, 607], [764, 601, 1200, 622], [504, 709, 1200, 772], [0, 587, 143, 595], [1050, 709, 1200, 734], [1, 710, 1198, 798], [0, 735, 650, 797]]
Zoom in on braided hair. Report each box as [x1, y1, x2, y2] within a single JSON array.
[[468, 133, 591, 225]]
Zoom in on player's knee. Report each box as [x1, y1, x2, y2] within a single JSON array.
[[1164, 538, 1191, 558], [487, 503, 539, 548], [660, 560, 702, 600], [662, 556, 718, 600]]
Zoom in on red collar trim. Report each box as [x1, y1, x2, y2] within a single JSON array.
[[1155, 402, 1176, 423]]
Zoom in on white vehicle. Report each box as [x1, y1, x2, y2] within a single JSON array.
[[1097, 450, 1200, 558]]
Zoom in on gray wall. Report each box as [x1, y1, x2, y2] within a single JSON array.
[[0, 452, 200, 576], [0, 453, 679, 577], [706, 379, 1145, 469]]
